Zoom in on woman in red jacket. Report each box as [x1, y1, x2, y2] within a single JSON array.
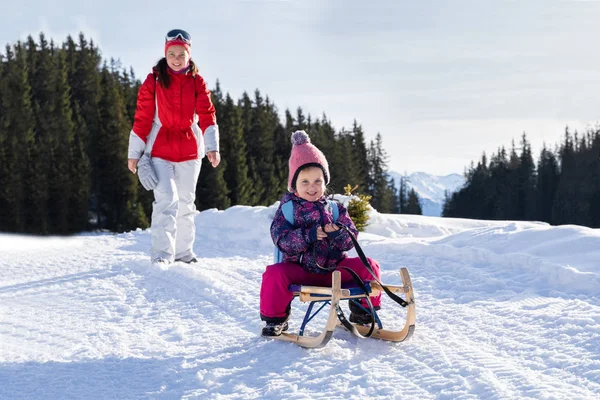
[[127, 29, 220, 268]]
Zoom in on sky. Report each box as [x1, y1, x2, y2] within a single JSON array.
[[0, 198, 598, 399], [2, 0, 600, 175]]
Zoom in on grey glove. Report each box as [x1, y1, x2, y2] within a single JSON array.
[[137, 154, 158, 191]]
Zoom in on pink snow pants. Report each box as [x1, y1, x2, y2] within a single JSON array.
[[260, 257, 382, 320]]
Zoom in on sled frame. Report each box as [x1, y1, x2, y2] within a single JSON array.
[[267, 271, 343, 348], [267, 268, 416, 348]]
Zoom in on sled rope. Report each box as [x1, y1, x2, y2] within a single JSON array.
[[336, 266, 376, 338], [337, 224, 410, 308]]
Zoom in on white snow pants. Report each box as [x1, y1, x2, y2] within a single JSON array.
[[150, 157, 202, 263]]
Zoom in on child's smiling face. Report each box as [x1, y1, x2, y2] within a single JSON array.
[[295, 166, 325, 202]]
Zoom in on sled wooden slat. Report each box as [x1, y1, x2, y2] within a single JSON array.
[[299, 288, 381, 303], [369, 281, 411, 294], [291, 285, 351, 297], [299, 290, 351, 303], [291, 280, 381, 302]]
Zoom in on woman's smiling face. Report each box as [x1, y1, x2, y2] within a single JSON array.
[[166, 45, 190, 71]]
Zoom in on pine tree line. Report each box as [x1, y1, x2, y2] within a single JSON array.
[[443, 129, 600, 228], [0, 33, 405, 235], [0, 33, 150, 234]]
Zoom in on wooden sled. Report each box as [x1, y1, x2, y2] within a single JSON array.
[[267, 268, 416, 348]]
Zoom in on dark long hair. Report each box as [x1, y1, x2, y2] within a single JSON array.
[[153, 58, 198, 88]]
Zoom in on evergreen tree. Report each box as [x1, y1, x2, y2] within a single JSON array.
[[552, 128, 585, 225], [0, 53, 9, 225], [390, 180, 401, 214], [350, 121, 370, 194], [119, 67, 139, 122], [441, 190, 452, 217], [488, 147, 513, 219], [274, 109, 294, 187], [0, 50, 8, 229], [252, 92, 281, 204], [536, 145, 559, 223], [96, 63, 147, 231], [220, 94, 253, 205], [505, 141, 521, 220], [239, 92, 264, 204], [283, 109, 294, 132], [588, 129, 600, 227], [46, 47, 76, 233], [386, 177, 401, 214], [63, 35, 93, 230], [0, 43, 36, 232], [367, 134, 395, 213], [271, 122, 289, 194], [574, 129, 600, 227], [313, 115, 338, 190], [405, 188, 423, 215], [25, 34, 54, 233], [347, 194, 372, 232], [335, 130, 365, 195], [68, 34, 102, 228], [196, 157, 231, 211], [516, 134, 537, 221], [295, 107, 308, 131], [463, 154, 492, 218], [69, 101, 92, 232], [398, 175, 408, 213]]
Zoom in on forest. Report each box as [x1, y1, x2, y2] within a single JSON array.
[[0, 33, 420, 234]]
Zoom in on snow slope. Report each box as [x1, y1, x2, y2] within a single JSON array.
[[0, 200, 598, 399]]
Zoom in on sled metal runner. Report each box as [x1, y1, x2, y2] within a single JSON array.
[[267, 268, 416, 348]]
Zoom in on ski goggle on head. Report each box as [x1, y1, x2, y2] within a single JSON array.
[[165, 29, 192, 46]]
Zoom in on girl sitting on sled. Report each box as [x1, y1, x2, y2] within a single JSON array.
[[260, 130, 382, 336]]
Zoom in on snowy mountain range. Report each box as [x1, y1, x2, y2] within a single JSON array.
[[388, 171, 465, 216]]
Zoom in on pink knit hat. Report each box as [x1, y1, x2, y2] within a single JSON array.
[[288, 130, 330, 191]]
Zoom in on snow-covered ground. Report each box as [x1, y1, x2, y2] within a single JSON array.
[[1, 200, 599, 399]]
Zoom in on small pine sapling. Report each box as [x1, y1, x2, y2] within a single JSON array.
[[344, 184, 371, 232]]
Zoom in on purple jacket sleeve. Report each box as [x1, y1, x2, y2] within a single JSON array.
[[326, 203, 357, 252], [270, 206, 316, 256]]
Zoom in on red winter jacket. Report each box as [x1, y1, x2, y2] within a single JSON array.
[[131, 70, 216, 162]]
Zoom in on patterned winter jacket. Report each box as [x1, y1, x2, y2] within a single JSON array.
[[271, 192, 358, 274]]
